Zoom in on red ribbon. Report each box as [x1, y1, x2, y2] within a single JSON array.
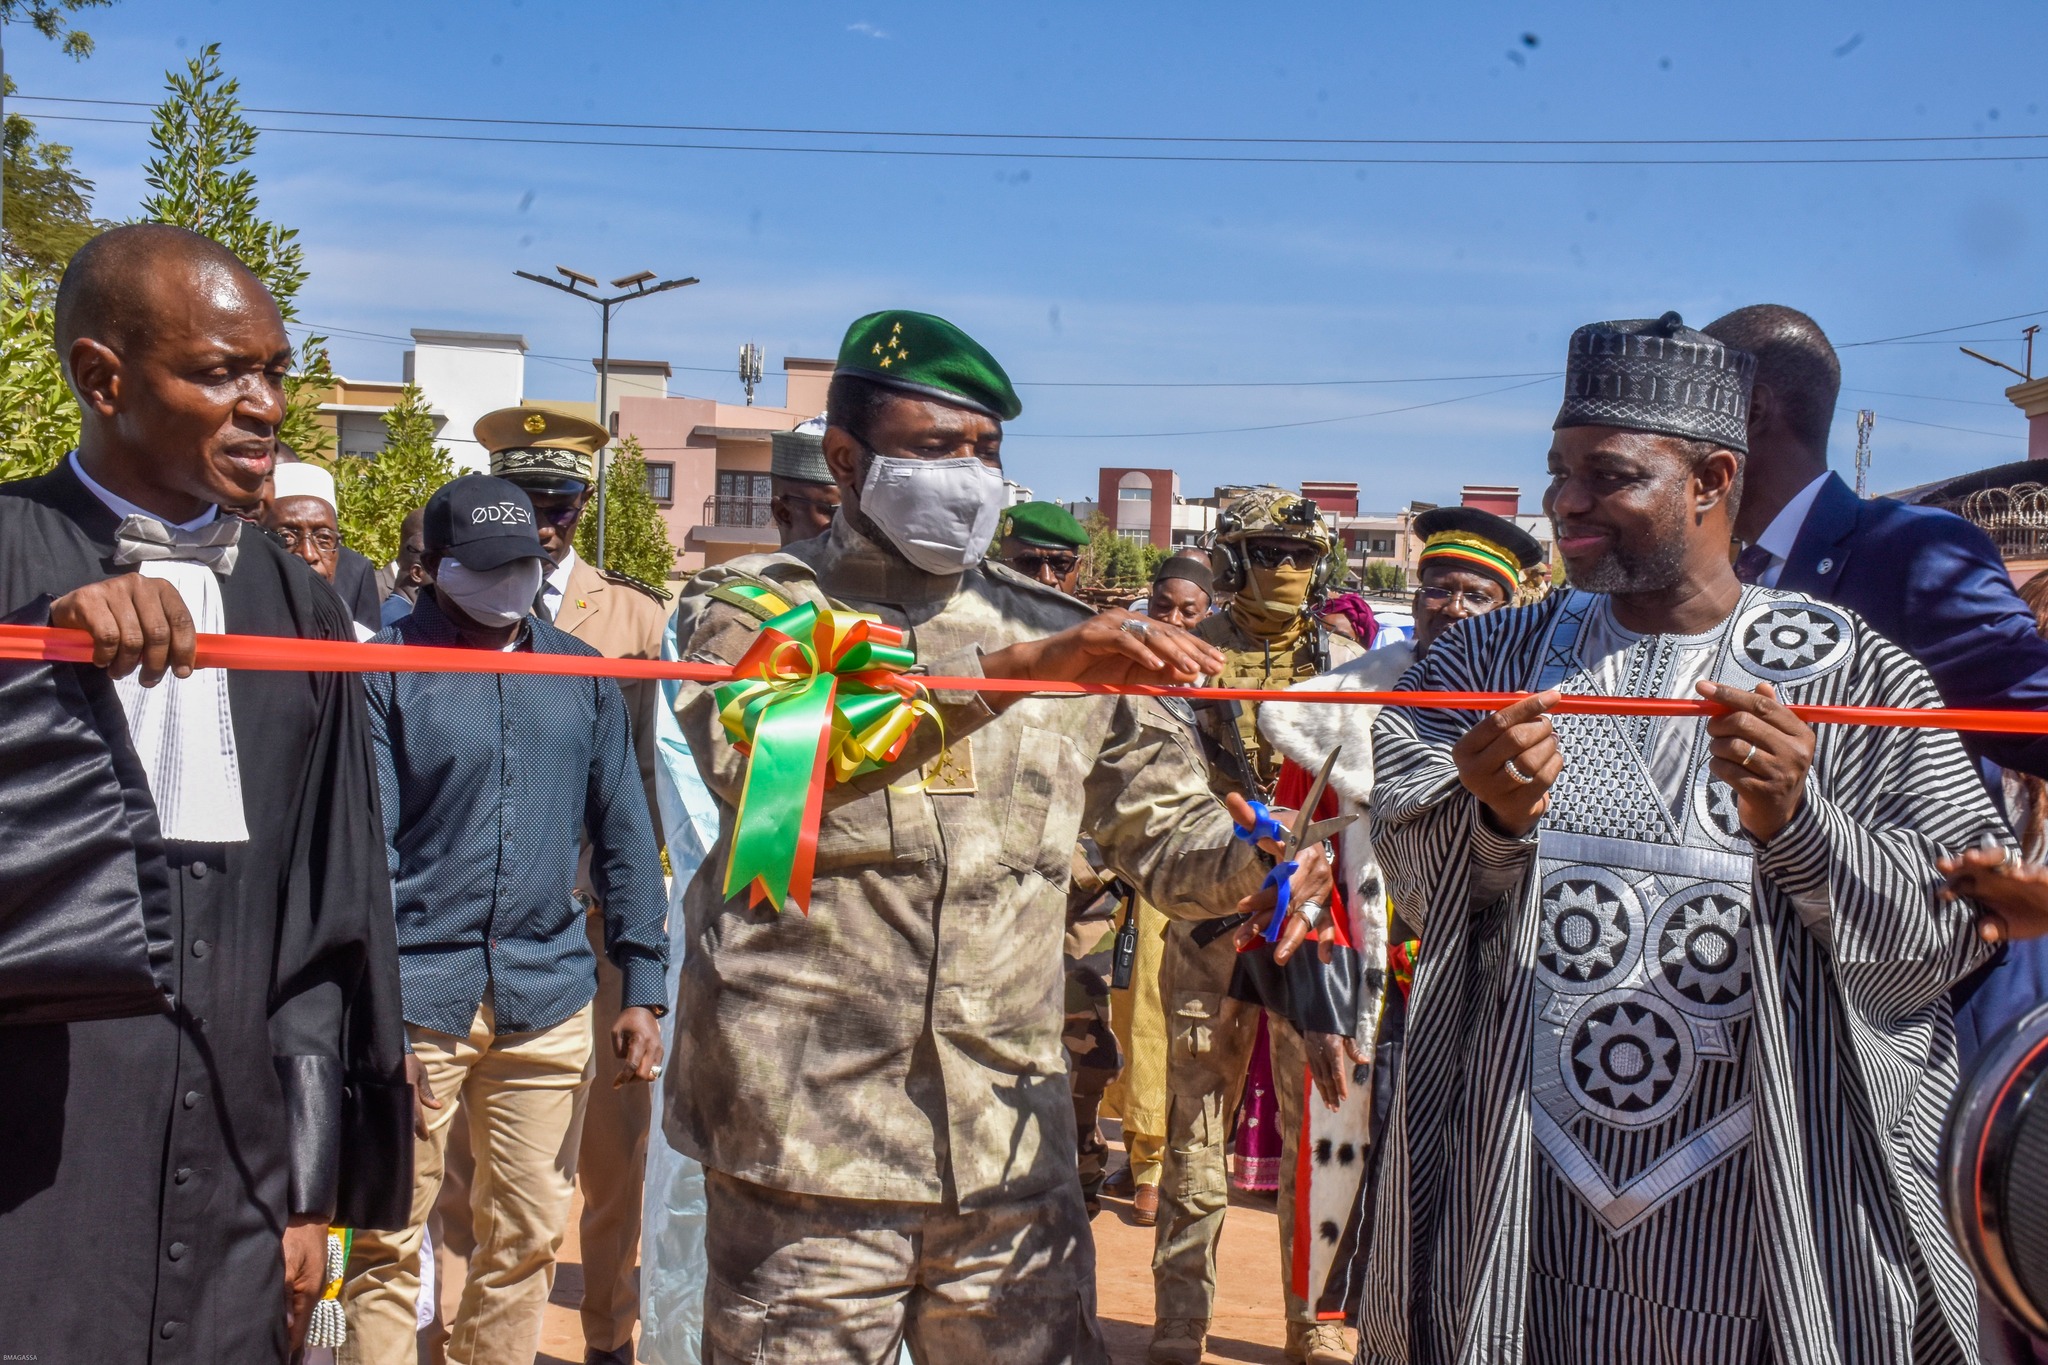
[[6, 623, 2048, 734]]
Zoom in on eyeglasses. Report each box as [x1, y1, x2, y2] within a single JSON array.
[[1246, 543, 1321, 571], [276, 527, 340, 553], [1012, 552, 1080, 577], [1417, 585, 1501, 611]]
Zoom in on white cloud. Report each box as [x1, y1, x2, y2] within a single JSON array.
[[846, 20, 888, 38]]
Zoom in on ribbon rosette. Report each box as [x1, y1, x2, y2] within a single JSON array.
[[714, 601, 931, 913]]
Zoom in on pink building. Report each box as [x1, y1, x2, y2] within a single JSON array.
[[610, 357, 835, 576]]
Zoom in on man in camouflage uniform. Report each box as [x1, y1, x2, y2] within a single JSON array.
[[1151, 487, 1364, 1365], [666, 312, 1335, 1365]]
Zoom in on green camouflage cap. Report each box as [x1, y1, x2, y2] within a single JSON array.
[[1000, 501, 1089, 549], [835, 310, 1022, 422]]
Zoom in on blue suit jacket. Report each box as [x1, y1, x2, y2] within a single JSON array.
[[1780, 472, 2048, 1056], [1780, 471, 2048, 775]]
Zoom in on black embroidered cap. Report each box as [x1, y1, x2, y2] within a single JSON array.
[[1553, 311, 1757, 453]]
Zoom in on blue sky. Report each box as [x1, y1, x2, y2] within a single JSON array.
[[18, 0, 2046, 507]]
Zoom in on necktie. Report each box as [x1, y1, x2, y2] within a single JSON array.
[[111, 513, 242, 575], [1734, 543, 1774, 586], [105, 515, 250, 843]]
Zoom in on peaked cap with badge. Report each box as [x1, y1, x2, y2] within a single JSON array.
[[1000, 501, 1089, 550], [1554, 310, 1757, 453], [478, 406, 611, 493], [835, 310, 1022, 422]]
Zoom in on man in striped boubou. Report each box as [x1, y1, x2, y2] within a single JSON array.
[[1360, 313, 2010, 1365]]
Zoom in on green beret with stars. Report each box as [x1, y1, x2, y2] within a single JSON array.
[[1000, 501, 1089, 549], [835, 310, 1022, 422]]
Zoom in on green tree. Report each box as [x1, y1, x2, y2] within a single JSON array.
[[0, 264, 76, 481], [3, 81, 103, 278], [1363, 560, 1407, 594], [575, 437, 676, 588], [1080, 513, 1163, 591], [137, 42, 332, 457], [331, 383, 454, 565], [0, 0, 115, 59]]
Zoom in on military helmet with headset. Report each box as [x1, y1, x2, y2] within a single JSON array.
[[1207, 485, 1337, 597]]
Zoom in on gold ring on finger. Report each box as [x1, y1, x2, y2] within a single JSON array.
[[1504, 759, 1534, 785]]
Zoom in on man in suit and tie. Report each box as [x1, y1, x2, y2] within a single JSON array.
[[480, 405, 673, 1365], [1703, 312, 2048, 1274], [1705, 304, 2048, 778]]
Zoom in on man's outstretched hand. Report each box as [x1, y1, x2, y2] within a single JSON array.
[[1453, 690, 1562, 838], [50, 574, 197, 686], [1221, 791, 1336, 966], [982, 609, 1224, 693]]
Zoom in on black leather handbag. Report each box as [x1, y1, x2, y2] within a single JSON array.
[[0, 655, 176, 1026]]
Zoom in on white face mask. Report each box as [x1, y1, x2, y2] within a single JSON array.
[[858, 454, 1007, 577], [435, 557, 544, 628]]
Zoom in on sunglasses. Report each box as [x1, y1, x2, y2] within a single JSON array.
[[1013, 552, 1081, 577], [1246, 543, 1321, 571]]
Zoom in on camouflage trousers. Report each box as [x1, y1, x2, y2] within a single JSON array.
[[702, 1170, 1109, 1365], [1065, 921, 1124, 1205], [1152, 923, 1313, 1326]]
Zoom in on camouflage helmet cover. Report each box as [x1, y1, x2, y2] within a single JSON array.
[[1213, 485, 1333, 552]]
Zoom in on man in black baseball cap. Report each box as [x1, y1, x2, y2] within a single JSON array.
[[346, 475, 669, 1357]]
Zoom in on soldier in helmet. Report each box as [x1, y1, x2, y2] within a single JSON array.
[[1149, 486, 1365, 1365], [476, 405, 674, 1365]]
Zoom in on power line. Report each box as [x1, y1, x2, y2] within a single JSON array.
[[289, 322, 1556, 391], [30, 111, 2048, 168], [21, 94, 2048, 149], [1857, 410, 2024, 440], [1839, 308, 2048, 347], [1840, 387, 2013, 409], [1021, 376, 1557, 439]]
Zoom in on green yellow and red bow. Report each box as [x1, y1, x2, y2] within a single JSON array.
[[713, 599, 934, 913]]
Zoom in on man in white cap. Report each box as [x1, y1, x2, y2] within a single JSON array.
[[263, 461, 377, 640]]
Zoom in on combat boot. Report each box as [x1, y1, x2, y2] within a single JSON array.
[[1147, 1317, 1208, 1365], [1285, 1319, 1353, 1364]]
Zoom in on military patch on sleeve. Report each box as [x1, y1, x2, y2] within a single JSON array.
[[922, 737, 976, 795]]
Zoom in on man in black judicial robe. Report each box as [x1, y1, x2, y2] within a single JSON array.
[[0, 224, 409, 1364]]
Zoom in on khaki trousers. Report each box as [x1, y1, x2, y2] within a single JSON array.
[[1107, 898, 1171, 1187], [702, 1170, 1108, 1365], [1151, 923, 1312, 1325], [342, 1002, 593, 1365], [573, 910, 652, 1355]]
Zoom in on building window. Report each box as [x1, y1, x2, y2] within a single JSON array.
[[1118, 487, 1151, 501], [646, 462, 674, 504], [709, 471, 774, 529], [1370, 537, 1393, 555], [1118, 528, 1149, 543]]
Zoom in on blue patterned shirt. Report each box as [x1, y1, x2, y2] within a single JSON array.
[[367, 589, 668, 1036]]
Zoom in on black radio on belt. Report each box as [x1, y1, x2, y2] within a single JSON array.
[[1108, 879, 1139, 990]]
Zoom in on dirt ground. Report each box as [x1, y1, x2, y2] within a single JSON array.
[[480, 1124, 1303, 1364]]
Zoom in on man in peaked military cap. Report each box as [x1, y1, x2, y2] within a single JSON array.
[[665, 310, 1336, 1364], [477, 404, 673, 1365], [769, 418, 841, 546], [998, 501, 1091, 594]]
